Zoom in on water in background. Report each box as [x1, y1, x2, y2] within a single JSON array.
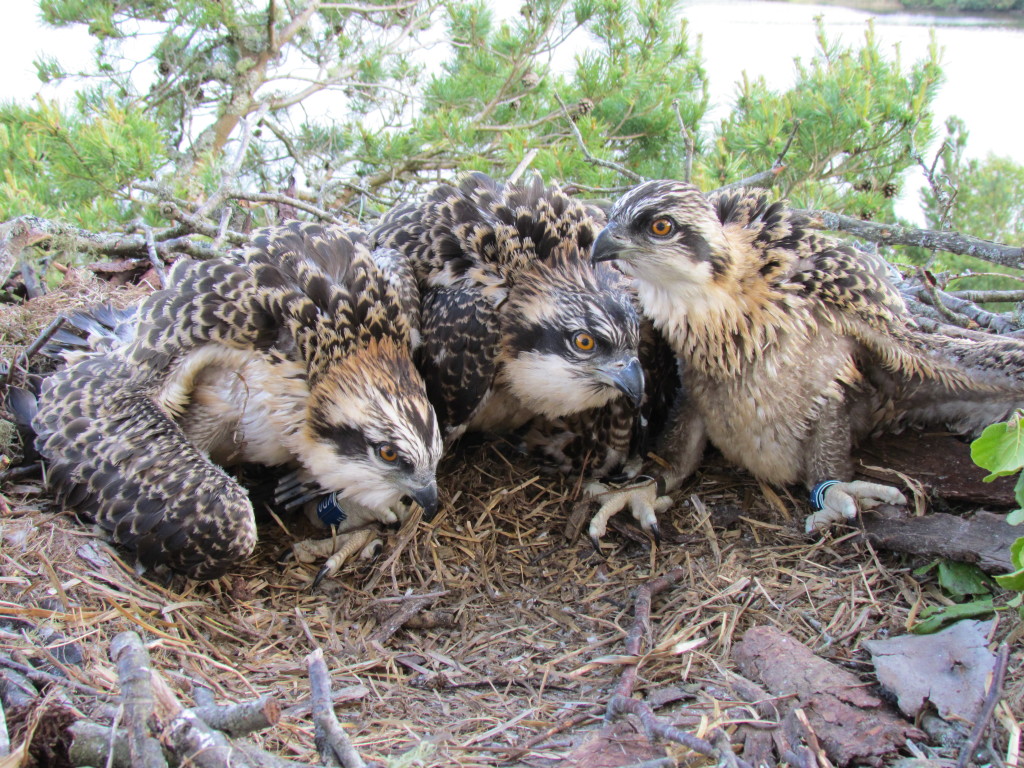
[[680, 1, 1024, 224]]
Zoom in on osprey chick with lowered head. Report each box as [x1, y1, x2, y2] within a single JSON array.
[[593, 181, 1024, 532], [33, 223, 442, 579]]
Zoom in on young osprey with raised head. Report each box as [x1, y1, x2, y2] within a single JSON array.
[[372, 173, 674, 542], [33, 223, 442, 579], [592, 180, 1024, 533]]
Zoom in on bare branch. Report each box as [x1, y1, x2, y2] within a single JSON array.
[[671, 99, 694, 184], [714, 166, 786, 193], [553, 92, 643, 183], [227, 190, 345, 223], [507, 148, 540, 184], [775, 120, 801, 169], [945, 289, 1024, 304], [142, 226, 167, 287], [900, 279, 1021, 333], [796, 208, 1024, 269]]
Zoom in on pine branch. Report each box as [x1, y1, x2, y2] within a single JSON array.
[[553, 92, 644, 183]]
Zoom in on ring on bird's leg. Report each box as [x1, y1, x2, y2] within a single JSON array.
[[804, 480, 908, 534], [585, 477, 673, 552]]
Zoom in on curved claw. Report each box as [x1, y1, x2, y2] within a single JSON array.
[[311, 563, 332, 591], [589, 533, 607, 558], [585, 478, 673, 549], [648, 523, 662, 546]]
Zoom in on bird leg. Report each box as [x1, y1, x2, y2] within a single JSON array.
[[585, 397, 705, 549], [292, 528, 383, 589], [802, 396, 908, 532], [804, 480, 908, 533], [586, 478, 674, 551]]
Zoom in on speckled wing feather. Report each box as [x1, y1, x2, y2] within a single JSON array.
[[33, 222, 419, 578], [710, 188, 971, 386], [35, 357, 254, 579], [416, 284, 501, 436], [372, 173, 615, 438]]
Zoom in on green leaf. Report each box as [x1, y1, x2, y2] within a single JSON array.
[[937, 560, 990, 597], [971, 415, 1024, 480], [1009, 509, 1024, 526], [994, 566, 1024, 591], [1010, 536, 1024, 571], [911, 598, 995, 634], [992, 538, 1024, 591], [1015, 474, 1024, 509]]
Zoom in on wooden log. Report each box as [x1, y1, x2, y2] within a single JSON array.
[[859, 508, 1018, 574], [733, 626, 923, 767]]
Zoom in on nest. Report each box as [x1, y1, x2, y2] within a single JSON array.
[[1, 286, 1021, 768]]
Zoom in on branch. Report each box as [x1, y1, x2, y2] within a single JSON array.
[[714, 166, 786, 193], [553, 92, 643, 183], [306, 648, 366, 768], [901, 282, 1021, 334], [227, 190, 344, 224], [945, 289, 1024, 304], [109, 632, 167, 768], [797, 208, 1024, 268], [671, 99, 694, 184]]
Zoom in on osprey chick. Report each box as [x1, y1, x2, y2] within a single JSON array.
[[373, 173, 681, 543], [593, 181, 1024, 531], [33, 223, 442, 579], [372, 172, 644, 443]]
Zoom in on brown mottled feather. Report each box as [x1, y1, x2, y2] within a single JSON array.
[[372, 173, 645, 472], [599, 181, 1024, 490], [33, 222, 439, 579]]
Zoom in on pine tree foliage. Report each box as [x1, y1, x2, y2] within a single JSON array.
[[710, 19, 943, 221]]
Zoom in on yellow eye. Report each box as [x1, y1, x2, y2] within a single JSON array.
[[573, 332, 595, 351], [650, 217, 673, 237], [378, 444, 399, 462]]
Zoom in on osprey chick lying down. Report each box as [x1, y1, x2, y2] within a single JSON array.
[[593, 181, 1024, 532], [33, 223, 442, 579]]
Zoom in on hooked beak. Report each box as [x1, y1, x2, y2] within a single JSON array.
[[410, 481, 439, 522], [597, 356, 644, 407], [591, 226, 626, 265]]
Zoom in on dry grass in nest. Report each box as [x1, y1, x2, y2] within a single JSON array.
[[0, 288, 1021, 768], [0, 269, 149, 368]]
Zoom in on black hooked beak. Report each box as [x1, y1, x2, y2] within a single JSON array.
[[410, 481, 439, 522], [591, 226, 625, 265], [598, 356, 644, 407]]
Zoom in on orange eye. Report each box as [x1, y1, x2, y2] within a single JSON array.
[[573, 332, 595, 351], [378, 444, 399, 462], [650, 217, 673, 237]]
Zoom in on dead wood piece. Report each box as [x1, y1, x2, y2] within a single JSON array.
[[858, 509, 1019, 574], [68, 721, 133, 768], [0, 694, 8, 758], [68, 721, 315, 768], [306, 648, 366, 768], [554, 719, 668, 768], [148, 660, 256, 768], [604, 568, 750, 767], [855, 431, 1016, 507], [733, 626, 923, 767], [110, 631, 167, 768], [863, 620, 996, 723], [367, 594, 437, 645], [190, 696, 281, 737], [0, 663, 38, 710]]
